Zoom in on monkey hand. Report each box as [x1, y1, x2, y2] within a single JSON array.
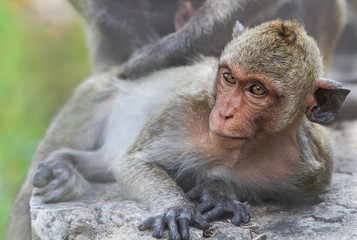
[[32, 160, 89, 203], [188, 185, 251, 226], [138, 203, 210, 240]]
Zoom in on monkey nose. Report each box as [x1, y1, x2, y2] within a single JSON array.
[[220, 110, 234, 121]]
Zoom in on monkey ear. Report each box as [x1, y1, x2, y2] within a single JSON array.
[[232, 20, 245, 38], [306, 78, 350, 124]]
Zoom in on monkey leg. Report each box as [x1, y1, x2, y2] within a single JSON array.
[[32, 148, 114, 203], [187, 183, 251, 226]]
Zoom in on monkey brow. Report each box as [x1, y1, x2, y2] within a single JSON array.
[[218, 63, 230, 70]]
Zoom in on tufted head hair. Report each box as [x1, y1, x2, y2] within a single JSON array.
[[221, 19, 323, 86], [220, 19, 326, 128]]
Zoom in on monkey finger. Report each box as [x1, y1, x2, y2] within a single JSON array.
[[202, 205, 225, 221], [46, 175, 68, 192], [231, 215, 241, 226], [51, 161, 71, 178], [240, 203, 251, 224], [186, 186, 202, 200], [193, 212, 210, 230], [231, 205, 243, 226], [231, 202, 251, 225], [152, 215, 166, 238], [166, 210, 180, 240], [197, 201, 214, 213], [138, 216, 155, 231], [178, 217, 190, 240], [44, 190, 66, 203], [43, 181, 74, 203], [177, 208, 192, 240], [33, 188, 47, 196], [32, 163, 54, 188]]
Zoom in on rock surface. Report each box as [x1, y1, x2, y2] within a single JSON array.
[[30, 120, 357, 240]]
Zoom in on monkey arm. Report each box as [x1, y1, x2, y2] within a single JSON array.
[[121, 0, 282, 78], [115, 154, 188, 210], [114, 153, 209, 239]]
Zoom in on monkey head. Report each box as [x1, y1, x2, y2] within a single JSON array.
[[209, 19, 349, 150]]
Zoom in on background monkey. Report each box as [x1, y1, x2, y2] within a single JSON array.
[[10, 19, 349, 240], [69, 0, 346, 75]]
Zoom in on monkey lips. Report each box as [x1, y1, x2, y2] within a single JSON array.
[[209, 128, 249, 150]]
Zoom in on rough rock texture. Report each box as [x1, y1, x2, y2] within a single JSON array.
[[30, 120, 357, 240]]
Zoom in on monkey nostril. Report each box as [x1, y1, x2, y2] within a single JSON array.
[[219, 109, 234, 121], [224, 113, 234, 120]]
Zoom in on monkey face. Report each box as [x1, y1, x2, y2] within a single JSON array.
[[209, 66, 283, 150]]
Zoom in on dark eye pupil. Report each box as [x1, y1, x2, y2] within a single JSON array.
[[251, 85, 266, 95]]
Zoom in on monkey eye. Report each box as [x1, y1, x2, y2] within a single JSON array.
[[223, 73, 236, 84], [249, 85, 267, 95]]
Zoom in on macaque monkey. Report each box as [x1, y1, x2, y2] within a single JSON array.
[[7, 19, 349, 240], [68, 0, 346, 75]]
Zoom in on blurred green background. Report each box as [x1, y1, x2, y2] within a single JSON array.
[[0, 0, 90, 238]]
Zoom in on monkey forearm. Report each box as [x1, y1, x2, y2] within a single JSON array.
[[114, 156, 189, 211]]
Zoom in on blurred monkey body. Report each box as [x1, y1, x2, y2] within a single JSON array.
[[7, 20, 348, 240], [69, 0, 346, 75]]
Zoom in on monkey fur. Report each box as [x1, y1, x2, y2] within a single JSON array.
[[7, 19, 349, 240]]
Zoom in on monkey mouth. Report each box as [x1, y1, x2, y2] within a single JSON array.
[[211, 129, 248, 140]]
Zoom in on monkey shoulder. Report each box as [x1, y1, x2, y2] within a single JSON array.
[[295, 118, 335, 195], [298, 118, 333, 168]]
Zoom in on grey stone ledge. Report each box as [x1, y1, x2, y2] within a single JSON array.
[[31, 120, 357, 240]]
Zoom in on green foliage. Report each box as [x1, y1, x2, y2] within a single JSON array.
[[0, 1, 90, 238]]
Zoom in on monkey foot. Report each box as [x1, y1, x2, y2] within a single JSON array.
[[33, 160, 89, 203], [188, 186, 251, 226], [138, 204, 209, 240]]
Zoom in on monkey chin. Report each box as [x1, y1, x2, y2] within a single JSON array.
[[209, 129, 248, 150]]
